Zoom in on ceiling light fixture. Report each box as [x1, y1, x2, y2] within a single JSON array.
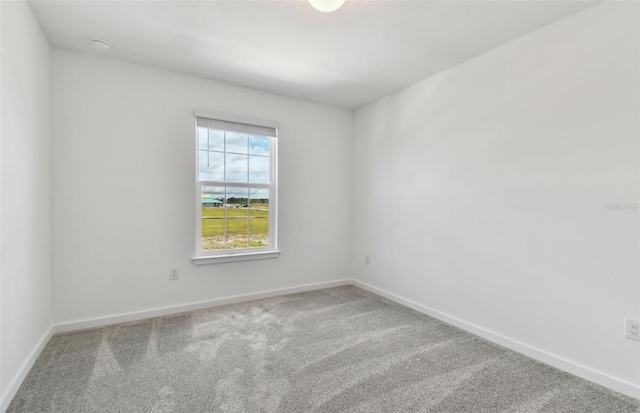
[[308, 0, 345, 13], [92, 38, 111, 51]]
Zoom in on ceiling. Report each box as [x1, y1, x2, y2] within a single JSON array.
[[29, 0, 598, 109]]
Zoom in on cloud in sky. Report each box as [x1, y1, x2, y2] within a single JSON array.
[[198, 128, 270, 184], [198, 128, 272, 202], [199, 152, 269, 183], [249, 136, 269, 155], [199, 129, 270, 156]]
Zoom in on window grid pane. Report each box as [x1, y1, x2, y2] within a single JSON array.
[[225, 153, 248, 183], [249, 188, 269, 248], [201, 186, 225, 251]]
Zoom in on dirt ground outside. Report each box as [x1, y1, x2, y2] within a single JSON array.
[[202, 234, 269, 250]]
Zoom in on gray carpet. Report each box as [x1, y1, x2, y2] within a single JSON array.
[[8, 286, 640, 412]]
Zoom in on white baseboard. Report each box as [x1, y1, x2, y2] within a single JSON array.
[[1, 325, 54, 413], [54, 279, 351, 333], [351, 279, 640, 400]]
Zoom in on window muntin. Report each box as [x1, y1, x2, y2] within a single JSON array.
[[195, 115, 277, 258]]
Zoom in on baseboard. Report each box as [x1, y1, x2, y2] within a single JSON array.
[[54, 279, 351, 333], [1, 325, 54, 413], [352, 279, 640, 400]]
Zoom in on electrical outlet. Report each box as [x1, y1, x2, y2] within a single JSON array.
[[169, 267, 180, 281], [365, 255, 370, 265], [625, 318, 639, 341]]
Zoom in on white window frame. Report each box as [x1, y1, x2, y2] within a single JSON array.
[[192, 110, 279, 265]]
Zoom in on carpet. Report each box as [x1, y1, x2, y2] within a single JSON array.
[[7, 286, 640, 412]]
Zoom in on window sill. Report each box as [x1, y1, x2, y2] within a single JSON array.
[[192, 250, 280, 265]]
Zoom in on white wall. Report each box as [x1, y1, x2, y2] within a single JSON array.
[[1, 0, 52, 403], [352, 1, 639, 396], [51, 50, 353, 324]]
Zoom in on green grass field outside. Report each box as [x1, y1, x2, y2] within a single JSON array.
[[202, 204, 269, 249]]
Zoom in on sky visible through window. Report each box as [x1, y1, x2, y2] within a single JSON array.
[[198, 128, 270, 199]]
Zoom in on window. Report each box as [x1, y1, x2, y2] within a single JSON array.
[[193, 112, 279, 264]]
